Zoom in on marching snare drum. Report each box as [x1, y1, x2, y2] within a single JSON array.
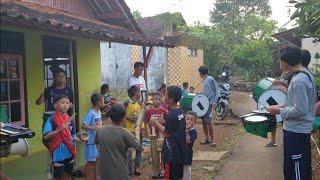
[[191, 94, 210, 117], [241, 113, 276, 138]]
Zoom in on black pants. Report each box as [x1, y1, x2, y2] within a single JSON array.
[[283, 130, 311, 180]]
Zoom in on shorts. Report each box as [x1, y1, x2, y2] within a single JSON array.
[[202, 104, 213, 124], [164, 163, 183, 180], [86, 144, 99, 162], [53, 156, 74, 178]]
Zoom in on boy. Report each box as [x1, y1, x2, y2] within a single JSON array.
[[184, 111, 198, 180], [145, 92, 168, 178], [150, 86, 186, 180], [124, 86, 145, 175], [95, 104, 141, 180], [43, 95, 77, 180], [268, 47, 315, 180], [81, 93, 104, 180], [189, 86, 195, 93], [100, 84, 111, 104], [145, 92, 168, 138]]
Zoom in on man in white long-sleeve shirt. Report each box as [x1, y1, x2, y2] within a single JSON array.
[[268, 47, 316, 180]]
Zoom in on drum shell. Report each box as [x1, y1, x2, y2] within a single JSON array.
[[253, 78, 274, 102], [181, 93, 196, 112], [242, 116, 276, 138]]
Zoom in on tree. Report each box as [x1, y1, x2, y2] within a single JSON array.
[[232, 40, 274, 80], [132, 10, 142, 20], [290, 0, 320, 40]]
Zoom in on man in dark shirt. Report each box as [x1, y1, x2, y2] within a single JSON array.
[[36, 68, 73, 112], [150, 86, 186, 180]]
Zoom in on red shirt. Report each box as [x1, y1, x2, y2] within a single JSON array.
[[145, 107, 168, 136]]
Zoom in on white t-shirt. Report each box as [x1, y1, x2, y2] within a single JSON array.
[[128, 75, 147, 100]]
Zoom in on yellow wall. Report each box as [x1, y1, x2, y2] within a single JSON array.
[[76, 38, 101, 119], [0, 26, 101, 160]]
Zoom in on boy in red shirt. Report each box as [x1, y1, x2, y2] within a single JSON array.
[[145, 92, 168, 138], [145, 92, 168, 178]]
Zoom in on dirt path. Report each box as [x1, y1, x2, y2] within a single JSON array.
[[214, 128, 284, 180]]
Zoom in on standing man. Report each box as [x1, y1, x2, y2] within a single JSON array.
[[36, 68, 74, 126], [198, 66, 219, 147], [268, 47, 316, 180], [128, 62, 147, 102]]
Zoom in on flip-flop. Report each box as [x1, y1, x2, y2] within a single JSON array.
[[210, 142, 216, 147], [200, 140, 211, 145], [152, 173, 164, 179], [72, 170, 85, 177], [264, 142, 277, 147]]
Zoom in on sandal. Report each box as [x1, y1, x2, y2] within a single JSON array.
[[152, 173, 164, 179], [210, 142, 216, 147], [72, 170, 85, 177], [264, 142, 277, 147], [200, 140, 211, 145]]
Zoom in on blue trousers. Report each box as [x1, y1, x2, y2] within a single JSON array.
[[283, 130, 311, 180]]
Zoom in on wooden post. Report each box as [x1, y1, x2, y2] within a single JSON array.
[[150, 125, 160, 174], [142, 46, 148, 90]]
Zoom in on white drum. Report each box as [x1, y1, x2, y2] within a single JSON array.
[[191, 94, 210, 117], [257, 89, 286, 122]]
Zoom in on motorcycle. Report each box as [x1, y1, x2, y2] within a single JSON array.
[[216, 73, 231, 120]]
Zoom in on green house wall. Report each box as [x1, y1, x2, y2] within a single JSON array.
[[0, 26, 101, 160]]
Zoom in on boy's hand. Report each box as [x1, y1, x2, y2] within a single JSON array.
[[60, 122, 70, 132]]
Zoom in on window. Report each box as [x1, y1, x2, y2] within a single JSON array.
[[42, 37, 73, 88], [0, 30, 26, 126], [188, 48, 197, 57], [0, 54, 25, 125]]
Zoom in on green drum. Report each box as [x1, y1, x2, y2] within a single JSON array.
[[42, 111, 54, 129], [242, 114, 276, 138], [252, 78, 274, 102], [181, 93, 196, 112]]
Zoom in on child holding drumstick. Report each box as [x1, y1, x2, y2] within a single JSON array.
[[43, 95, 77, 180], [145, 92, 168, 178]]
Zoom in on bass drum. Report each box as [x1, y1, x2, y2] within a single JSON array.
[[252, 77, 275, 102], [257, 89, 286, 123], [191, 94, 210, 118], [181, 93, 196, 112]]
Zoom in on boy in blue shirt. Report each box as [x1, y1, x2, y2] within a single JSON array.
[[150, 86, 186, 180], [184, 111, 198, 180], [81, 93, 104, 180], [43, 95, 77, 180]]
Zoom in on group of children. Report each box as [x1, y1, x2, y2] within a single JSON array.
[[43, 83, 198, 180]]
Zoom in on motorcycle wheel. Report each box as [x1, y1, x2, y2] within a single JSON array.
[[215, 102, 229, 120]]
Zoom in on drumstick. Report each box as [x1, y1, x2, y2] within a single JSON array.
[[152, 125, 156, 136], [135, 109, 145, 140], [67, 113, 76, 123]]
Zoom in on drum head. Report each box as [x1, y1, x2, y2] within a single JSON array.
[[191, 94, 210, 117], [257, 89, 286, 122], [244, 115, 268, 122]]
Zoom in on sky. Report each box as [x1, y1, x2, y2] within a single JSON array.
[[125, 0, 296, 28]]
